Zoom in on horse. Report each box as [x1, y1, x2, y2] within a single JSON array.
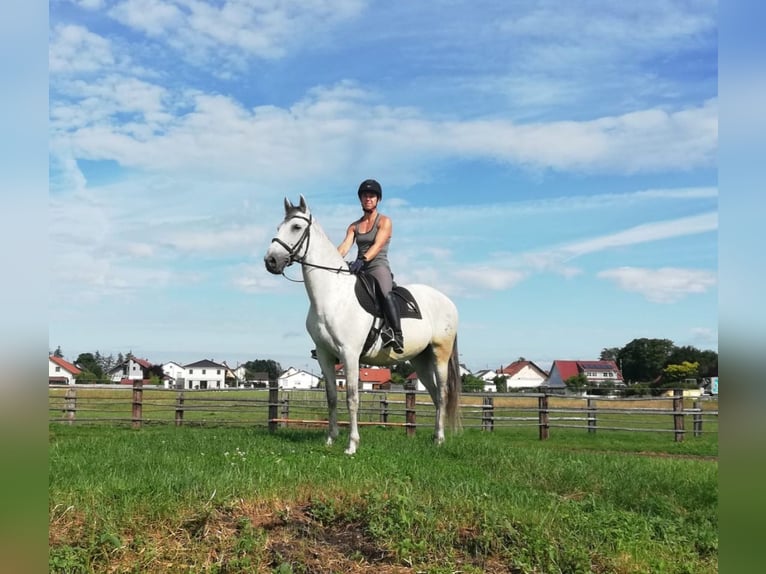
[[264, 195, 461, 455]]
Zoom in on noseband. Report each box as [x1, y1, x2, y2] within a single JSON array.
[[270, 213, 313, 265]]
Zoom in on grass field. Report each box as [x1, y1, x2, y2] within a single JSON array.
[[49, 422, 717, 573]]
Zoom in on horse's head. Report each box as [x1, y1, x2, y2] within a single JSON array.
[[264, 195, 313, 274]]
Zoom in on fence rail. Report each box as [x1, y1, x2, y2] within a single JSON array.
[[49, 382, 719, 442]]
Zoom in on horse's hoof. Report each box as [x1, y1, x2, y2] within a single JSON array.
[[344, 446, 357, 455]]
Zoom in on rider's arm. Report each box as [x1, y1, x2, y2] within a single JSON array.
[[361, 216, 392, 262], [337, 224, 356, 257]]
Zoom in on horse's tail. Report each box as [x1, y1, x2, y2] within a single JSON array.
[[446, 334, 462, 433]]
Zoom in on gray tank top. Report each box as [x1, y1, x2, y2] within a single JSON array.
[[355, 214, 390, 269]]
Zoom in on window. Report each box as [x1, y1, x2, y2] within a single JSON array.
[[55, 366, 61, 372], [217, 370, 221, 375], [189, 369, 194, 374], [202, 369, 206, 375]]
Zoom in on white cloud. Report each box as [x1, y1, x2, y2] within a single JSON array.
[[560, 212, 717, 259], [230, 264, 287, 293], [71, 0, 105, 8], [163, 225, 268, 254], [107, 0, 365, 64], [454, 267, 527, 291], [597, 266, 717, 303], [108, 0, 184, 37], [50, 74, 717, 183], [49, 24, 114, 74]]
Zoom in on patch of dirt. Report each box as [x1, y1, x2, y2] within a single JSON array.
[[50, 499, 525, 573]]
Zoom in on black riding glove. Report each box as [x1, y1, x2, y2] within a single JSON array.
[[348, 257, 365, 274]]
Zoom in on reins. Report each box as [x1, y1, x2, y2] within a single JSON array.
[[271, 212, 352, 282]]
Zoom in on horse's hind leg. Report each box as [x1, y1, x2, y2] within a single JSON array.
[[411, 348, 446, 445], [316, 348, 339, 446]]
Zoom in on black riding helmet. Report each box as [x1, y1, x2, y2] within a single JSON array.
[[357, 179, 382, 199]]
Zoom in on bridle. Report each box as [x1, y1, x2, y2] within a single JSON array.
[[270, 212, 351, 279]]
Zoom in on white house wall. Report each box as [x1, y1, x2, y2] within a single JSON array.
[[505, 365, 546, 389], [49, 360, 76, 384], [278, 372, 319, 389], [185, 365, 226, 389]]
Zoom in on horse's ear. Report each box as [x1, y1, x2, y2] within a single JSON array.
[[298, 194, 308, 212], [284, 197, 293, 213]]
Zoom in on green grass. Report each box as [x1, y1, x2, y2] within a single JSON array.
[[49, 424, 717, 573]]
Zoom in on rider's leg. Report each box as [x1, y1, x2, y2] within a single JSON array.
[[381, 292, 404, 353], [368, 266, 404, 353]]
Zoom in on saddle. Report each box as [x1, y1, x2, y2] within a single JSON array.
[[354, 272, 422, 356]]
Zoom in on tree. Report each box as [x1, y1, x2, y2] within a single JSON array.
[[493, 375, 508, 393], [564, 373, 588, 394], [74, 353, 104, 381], [599, 347, 620, 361], [52, 346, 64, 358], [243, 359, 282, 381], [461, 374, 484, 393], [75, 371, 99, 384], [662, 361, 699, 383], [665, 346, 717, 378], [617, 338, 675, 383], [388, 361, 415, 385]]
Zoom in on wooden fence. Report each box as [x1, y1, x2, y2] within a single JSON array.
[[49, 381, 718, 442]]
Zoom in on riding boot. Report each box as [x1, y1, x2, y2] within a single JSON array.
[[381, 293, 404, 353]]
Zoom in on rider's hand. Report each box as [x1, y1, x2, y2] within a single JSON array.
[[348, 258, 365, 274]]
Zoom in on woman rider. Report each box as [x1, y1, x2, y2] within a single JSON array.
[[337, 179, 404, 353]]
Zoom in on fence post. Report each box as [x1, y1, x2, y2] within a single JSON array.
[[380, 393, 389, 424], [175, 390, 184, 427], [65, 386, 77, 424], [482, 396, 494, 431], [538, 392, 549, 440], [132, 380, 143, 429], [268, 378, 278, 433], [693, 397, 702, 437], [405, 390, 416, 437], [673, 388, 684, 442], [587, 397, 597, 434], [281, 394, 290, 428]]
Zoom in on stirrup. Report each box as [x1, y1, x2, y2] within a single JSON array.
[[382, 328, 404, 353]]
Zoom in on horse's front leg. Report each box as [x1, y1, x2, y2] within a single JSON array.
[[316, 348, 339, 446], [343, 356, 361, 455]]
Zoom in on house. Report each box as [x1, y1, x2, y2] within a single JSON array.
[[49, 355, 81, 385], [231, 364, 248, 385], [473, 369, 499, 392], [278, 367, 320, 390], [543, 360, 624, 394], [161, 361, 186, 388], [406, 371, 421, 390], [408, 364, 472, 392], [184, 359, 228, 390], [498, 360, 548, 390], [107, 357, 154, 384], [329, 364, 392, 390], [245, 371, 270, 388], [359, 367, 392, 390]]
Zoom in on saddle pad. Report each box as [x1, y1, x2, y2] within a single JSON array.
[[354, 279, 422, 320]]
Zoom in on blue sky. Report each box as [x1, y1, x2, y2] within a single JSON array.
[[48, 0, 718, 374]]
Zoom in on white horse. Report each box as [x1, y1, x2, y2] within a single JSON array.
[[264, 195, 461, 455]]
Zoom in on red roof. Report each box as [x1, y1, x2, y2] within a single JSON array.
[[552, 360, 580, 380], [133, 357, 153, 369], [49, 355, 81, 375], [551, 360, 623, 381], [359, 368, 392, 384], [500, 360, 548, 377]]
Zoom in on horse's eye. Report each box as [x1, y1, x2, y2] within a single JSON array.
[[292, 223, 302, 231]]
